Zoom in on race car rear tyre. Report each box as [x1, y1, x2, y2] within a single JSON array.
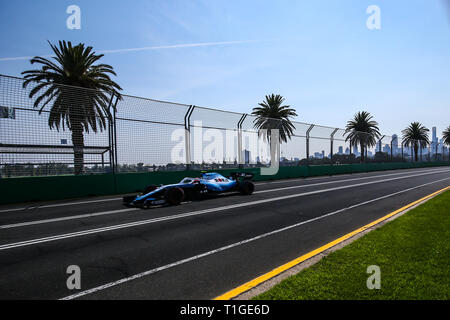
[[142, 184, 158, 194], [239, 181, 255, 195], [165, 187, 185, 205]]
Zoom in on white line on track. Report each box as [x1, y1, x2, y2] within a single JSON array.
[[253, 167, 442, 186], [253, 169, 448, 194], [0, 168, 449, 248], [0, 208, 139, 230], [0, 167, 443, 214], [0, 168, 448, 229], [0, 197, 124, 214], [59, 176, 450, 300], [0, 168, 442, 216], [0, 166, 445, 219]]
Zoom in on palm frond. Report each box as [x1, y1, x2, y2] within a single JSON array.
[[344, 111, 381, 148], [251, 94, 297, 143], [401, 122, 429, 147], [442, 126, 450, 146], [21, 40, 122, 134]]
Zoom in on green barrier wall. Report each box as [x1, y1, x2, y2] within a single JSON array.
[[0, 174, 116, 204], [0, 162, 448, 205]]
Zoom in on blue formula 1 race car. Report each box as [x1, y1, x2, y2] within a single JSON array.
[[123, 171, 255, 208]]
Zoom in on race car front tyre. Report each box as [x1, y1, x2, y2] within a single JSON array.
[[165, 187, 185, 205], [123, 195, 136, 205], [142, 184, 158, 194], [239, 181, 255, 195]]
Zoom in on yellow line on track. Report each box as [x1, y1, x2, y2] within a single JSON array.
[[214, 185, 450, 300]]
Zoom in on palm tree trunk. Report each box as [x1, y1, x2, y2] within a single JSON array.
[[71, 121, 84, 175], [360, 142, 365, 163], [414, 143, 419, 162]]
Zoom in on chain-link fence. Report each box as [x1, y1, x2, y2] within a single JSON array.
[[0, 74, 448, 178]]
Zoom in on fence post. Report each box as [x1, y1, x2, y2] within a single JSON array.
[[184, 105, 194, 170], [107, 92, 119, 174], [349, 139, 353, 164], [306, 124, 315, 165], [107, 93, 115, 173], [390, 137, 393, 161], [435, 143, 438, 161], [378, 135, 385, 157], [237, 114, 247, 169], [330, 128, 338, 162], [112, 95, 119, 174]]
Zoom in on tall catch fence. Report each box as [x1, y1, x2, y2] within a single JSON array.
[[0, 74, 448, 178]]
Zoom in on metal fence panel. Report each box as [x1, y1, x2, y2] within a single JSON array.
[[0, 74, 446, 178], [114, 95, 190, 172], [0, 75, 113, 177]]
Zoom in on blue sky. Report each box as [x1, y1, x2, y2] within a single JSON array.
[[0, 0, 449, 138]]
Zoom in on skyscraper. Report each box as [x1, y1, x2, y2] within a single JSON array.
[[243, 149, 251, 164], [431, 127, 438, 152], [432, 127, 437, 144], [392, 134, 399, 155]]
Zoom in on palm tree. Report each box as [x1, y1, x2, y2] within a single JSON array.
[[443, 126, 450, 161], [344, 111, 381, 162], [402, 122, 429, 162], [443, 126, 450, 146], [252, 94, 297, 164], [22, 40, 122, 175]]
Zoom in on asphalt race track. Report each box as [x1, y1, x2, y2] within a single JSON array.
[[0, 166, 449, 299]]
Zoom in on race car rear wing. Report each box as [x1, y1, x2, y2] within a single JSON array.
[[229, 172, 254, 181]]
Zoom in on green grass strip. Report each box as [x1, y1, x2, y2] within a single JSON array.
[[254, 190, 450, 300]]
